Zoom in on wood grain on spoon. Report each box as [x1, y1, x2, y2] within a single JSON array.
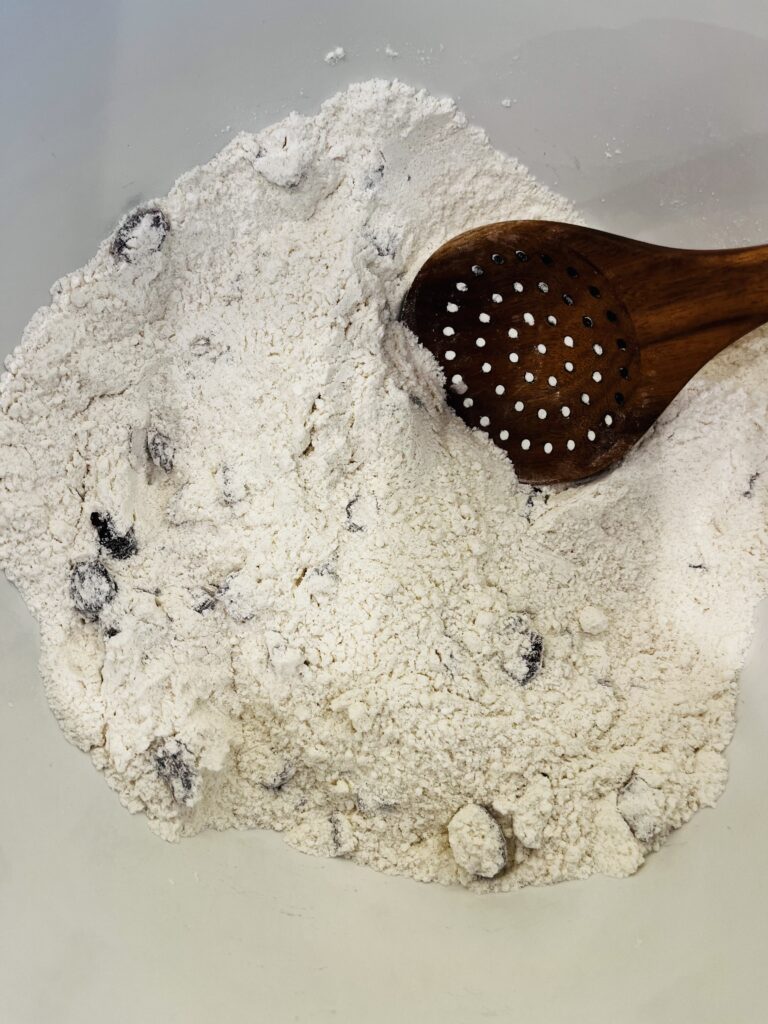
[[400, 221, 768, 484]]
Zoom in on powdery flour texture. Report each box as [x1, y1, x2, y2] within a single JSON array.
[[1, 81, 767, 890]]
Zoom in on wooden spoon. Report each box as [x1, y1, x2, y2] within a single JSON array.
[[400, 221, 768, 484]]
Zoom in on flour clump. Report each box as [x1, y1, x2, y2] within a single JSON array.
[[1, 80, 767, 890]]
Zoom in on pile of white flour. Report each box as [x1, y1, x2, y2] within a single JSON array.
[[2, 81, 767, 890]]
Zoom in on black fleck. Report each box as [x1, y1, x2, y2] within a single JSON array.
[[69, 559, 117, 620], [90, 511, 137, 560], [195, 596, 217, 614], [345, 496, 365, 532], [111, 207, 170, 263], [522, 485, 549, 522], [154, 741, 197, 805], [147, 430, 175, 472], [520, 631, 544, 685], [261, 761, 296, 791], [744, 472, 760, 498], [688, 563, 708, 571]]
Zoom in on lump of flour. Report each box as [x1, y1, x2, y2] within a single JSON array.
[[1, 80, 767, 891]]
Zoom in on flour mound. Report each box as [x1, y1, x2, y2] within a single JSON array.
[[2, 81, 767, 890]]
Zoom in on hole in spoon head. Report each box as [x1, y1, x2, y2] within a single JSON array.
[[491, 253, 505, 264], [471, 265, 483, 276]]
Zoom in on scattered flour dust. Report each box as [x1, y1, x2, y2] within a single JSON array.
[[324, 46, 346, 65], [1, 80, 767, 891]]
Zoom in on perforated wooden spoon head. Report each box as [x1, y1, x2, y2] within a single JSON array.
[[401, 221, 768, 484]]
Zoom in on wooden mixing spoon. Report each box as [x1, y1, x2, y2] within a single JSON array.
[[400, 221, 768, 484]]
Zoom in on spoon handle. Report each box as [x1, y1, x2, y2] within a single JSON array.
[[572, 228, 768, 419]]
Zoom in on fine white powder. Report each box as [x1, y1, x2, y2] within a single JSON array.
[[1, 80, 767, 890]]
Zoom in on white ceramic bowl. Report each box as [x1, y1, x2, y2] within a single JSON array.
[[2, 3, 767, 1021]]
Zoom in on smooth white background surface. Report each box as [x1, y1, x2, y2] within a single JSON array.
[[1, 2, 767, 1021]]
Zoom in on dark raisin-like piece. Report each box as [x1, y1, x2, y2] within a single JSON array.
[[90, 511, 137, 560], [147, 431, 174, 473], [345, 496, 364, 532], [261, 761, 296, 791], [521, 631, 543, 685], [111, 207, 170, 263], [503, 617, 544, 685], [744, 471, 760, 498], [69, 560, 117, 620], [329, 813, 356, 857], [154, 741, 198, 805]]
